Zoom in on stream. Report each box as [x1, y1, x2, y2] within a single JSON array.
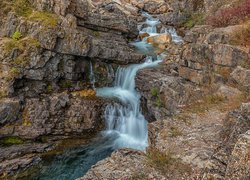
[[21, 12, 182, 180]]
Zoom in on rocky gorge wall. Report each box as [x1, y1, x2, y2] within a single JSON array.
[[0, 0, 249, 179]]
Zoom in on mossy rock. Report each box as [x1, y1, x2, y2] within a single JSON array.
[[0, 136, 24, 146]]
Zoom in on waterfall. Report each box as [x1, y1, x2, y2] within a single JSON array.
[[89, 61, 96, 89], [97, 12, 182, 151], [97, 58, 162, 150]]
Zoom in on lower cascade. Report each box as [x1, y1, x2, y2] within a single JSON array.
[[97, 57, 162, 150]]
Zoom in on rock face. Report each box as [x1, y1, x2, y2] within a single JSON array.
[[136, 64, 198, 121], [81, 149, 166, 180], [0, 143, 53, 177], [179, 25, 249, 85], [0, 92, 108, 140], [225, 130, 250, 179], [0, 99, 20, 126], [0, 0, 250, 179], [0, 0, 146, 98]]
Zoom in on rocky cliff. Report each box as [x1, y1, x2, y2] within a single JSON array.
[[0, 0, 249, 179]]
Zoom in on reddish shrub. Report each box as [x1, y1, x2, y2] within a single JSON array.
[[206, 0, 250, 27]]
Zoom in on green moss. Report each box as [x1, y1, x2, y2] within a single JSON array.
[[29, 11, 58, 27], [46, 84, 53, 93], [12, 31, 22, 41], [151, 87, 159, 97], [0, 136, 24, 146]]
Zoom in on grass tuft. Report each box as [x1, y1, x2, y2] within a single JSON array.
[[29, 11, 58, 27]]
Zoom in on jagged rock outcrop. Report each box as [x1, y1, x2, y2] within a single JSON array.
[[0, 92, 109, 140], [179, 25, 249, 85], [136, 63, 199, 121], [0, 143, 53, 177]]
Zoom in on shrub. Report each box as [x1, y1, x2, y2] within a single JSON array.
[[184, 13, 205, 29], [150, 87, 163, 107], [206, 0, 250, 27], [12, 31, 22, 41]]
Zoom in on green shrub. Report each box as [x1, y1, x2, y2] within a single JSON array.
[[12, 31, 22, 41], [184, 13, 205, 29], [151, 87, 162, 107]]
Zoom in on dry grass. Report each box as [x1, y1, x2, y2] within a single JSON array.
[[230, 20, 250, 47], [183, 94, 225, 114], [71, 89, 97, 99], [206, 0, 250, 27], [22, 108, 31, 126], [146, 148, 192, 176]]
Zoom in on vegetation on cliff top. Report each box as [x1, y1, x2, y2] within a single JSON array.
[[0, 0, 59, 27], [206, 0, 250, 27]]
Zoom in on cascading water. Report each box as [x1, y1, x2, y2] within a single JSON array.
[[89, 61, 96, 89], [97, 57, 162, 150], [97, 12, 182, 151], [27, 12, 183, 180]]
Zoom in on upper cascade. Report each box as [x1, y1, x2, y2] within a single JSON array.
[[96, 12, 183, 150]]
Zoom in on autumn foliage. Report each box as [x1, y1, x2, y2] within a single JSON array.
[[206, 0, 250, 27]]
